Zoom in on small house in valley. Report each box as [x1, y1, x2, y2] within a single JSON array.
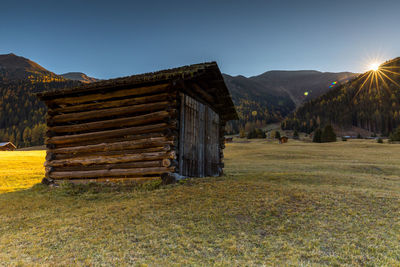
[[0, 142, 16, 151], [37, 62, 238, 183]]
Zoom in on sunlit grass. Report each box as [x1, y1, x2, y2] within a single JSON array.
[[0, 151, 45, 193], [0, 140, 399, 265]]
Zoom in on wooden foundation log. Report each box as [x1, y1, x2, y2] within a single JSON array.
[[45, 83, 169, 106], [45, 151, 177, 167], [49, 110, 174, 134], [48, 101, 170, 125], [49, 166, 175, 180], [63, 177, 161, 184], [47, 123, 168, 145], [50, 92, 171, 115], [50, 136, 175, 154]]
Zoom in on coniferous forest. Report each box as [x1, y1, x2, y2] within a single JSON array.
[[282, 58, 400, 135], [0, 79, 79, 147]]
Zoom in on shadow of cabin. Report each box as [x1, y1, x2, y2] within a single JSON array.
[[37, 62, 238, 184], [0, 142, 16, 151]]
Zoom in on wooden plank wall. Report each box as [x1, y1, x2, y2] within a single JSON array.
[[43, 83, 178, 182], [179, 94, 221, 177]]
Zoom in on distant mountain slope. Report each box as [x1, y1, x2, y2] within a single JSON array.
[[0, 53, 80, 147], [251, 70, 357, 106], [282, 57, 400, 135], [223, 74, 295, 126], [222, 70, 357, 132], [0, 53, 64, 82], [61, 72, 98, 83]]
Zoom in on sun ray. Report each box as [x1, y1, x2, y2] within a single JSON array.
[[380, 69, 400, 76], [374, 71, 380, 95], [376, 70, 391, 95], [380, 65, 400, 70], [354, 71, 373, 100], [379, 70, 400, 89], [368, 70, 375, 93]]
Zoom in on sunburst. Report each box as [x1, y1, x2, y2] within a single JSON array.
[[353, 59, 400, 101]]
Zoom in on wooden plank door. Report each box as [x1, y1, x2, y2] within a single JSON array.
[[179, 94, 220, 177]]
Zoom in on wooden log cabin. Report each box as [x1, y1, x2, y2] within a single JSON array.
[[0, 142, 16, 151], [37, 62, 238, 183]]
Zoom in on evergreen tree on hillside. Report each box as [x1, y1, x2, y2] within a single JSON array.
[[293, 130, 299, 139], [275, 131, 281, 139], [322, 125, 337, 142], [313, 129, 322, 143], [389, 126, 400, 142]]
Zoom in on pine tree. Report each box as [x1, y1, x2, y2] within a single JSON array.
[[322, 125, 337, 142], [293, 130, 299, 139], [275, 131, 281, 139], [313, 129, 322, 143], [389, 126, 400, 142]]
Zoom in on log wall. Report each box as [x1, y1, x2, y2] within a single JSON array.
[[44, 83, 179, 182]]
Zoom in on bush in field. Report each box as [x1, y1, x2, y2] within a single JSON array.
[[389, 127, 400, 142], [322, 125, 337, 142], [377, 138, 383, 143], [274, 131, 281, 139], [247, 128, 266, 139], [313, 129, 322, 143]]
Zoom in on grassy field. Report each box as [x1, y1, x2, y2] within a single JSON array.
[[0, 151, 45, 193], [0, 140, 399, 266]]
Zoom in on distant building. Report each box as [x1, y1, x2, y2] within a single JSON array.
[[279, 136, 288, 144], [0, 142, 17, 151]]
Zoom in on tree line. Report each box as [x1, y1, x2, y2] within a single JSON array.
[[0, 79, 80, 147]]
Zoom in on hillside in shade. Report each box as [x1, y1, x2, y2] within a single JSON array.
[[223, 70, 356, 133], [282, 57, 400, 136]]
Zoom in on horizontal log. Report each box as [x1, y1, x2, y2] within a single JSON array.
[[53, 146, 169, 160], [49, 110, 174, 134], [46, 151, 177, 167], [50, 137, 175, 154], [49, 132, 168, 149], [49, 167, 175, 179], [46, 83, 169, 106], [62, 177, 161, 184], [48, 101, 170, 125], [50, 92, 171, 114], [52, 160, 171, 172], [47, 123, 168, 145]]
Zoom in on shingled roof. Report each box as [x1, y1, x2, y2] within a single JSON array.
[[38, 62, 238, 120]]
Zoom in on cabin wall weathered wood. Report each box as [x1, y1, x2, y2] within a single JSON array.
[[43, 83, 179, 182]]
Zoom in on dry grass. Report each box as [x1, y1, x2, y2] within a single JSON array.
[[0, 140, 399, 266]]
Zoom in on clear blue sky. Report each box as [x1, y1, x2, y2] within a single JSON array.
[[1, 0, 400, 79]]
